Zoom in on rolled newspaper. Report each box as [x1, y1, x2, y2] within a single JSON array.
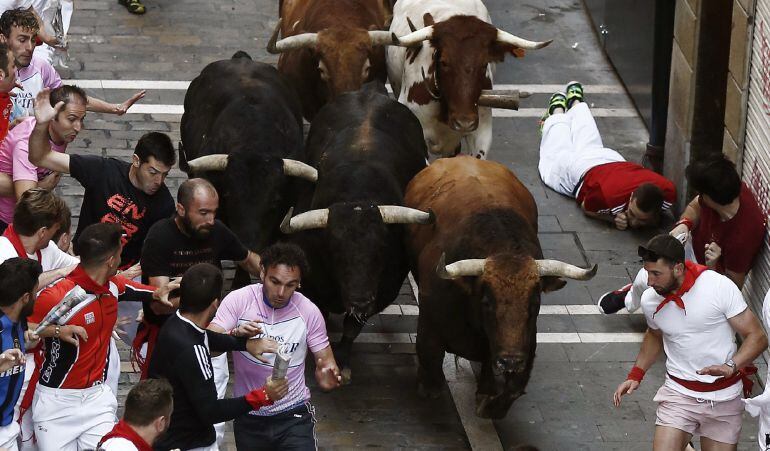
[[33, 286, 91, 335], [272, 350, 290, 379]]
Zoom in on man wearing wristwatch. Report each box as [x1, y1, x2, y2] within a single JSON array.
[[613, 235, 767, 450], [599, 155, 765, 314]]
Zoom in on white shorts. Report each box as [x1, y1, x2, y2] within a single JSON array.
[[32, 384, 117, 451]]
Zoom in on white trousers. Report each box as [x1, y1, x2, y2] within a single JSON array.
[[538, 102, 625, 197], [624, 240, 697, 312], [32, 384, 117, 451], [106, 338, 120, 396], [211, 353, 229, 449], [0, 422, 19, 451]]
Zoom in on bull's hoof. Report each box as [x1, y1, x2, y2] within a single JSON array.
[[417, 382, 442, 399], [340, 367, 352, 385]]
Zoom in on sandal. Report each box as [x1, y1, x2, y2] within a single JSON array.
[[118, 0, 146, 15]]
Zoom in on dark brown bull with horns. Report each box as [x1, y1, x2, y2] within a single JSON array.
[[269, 0, 395, 120], [404, 156, 597, 418]]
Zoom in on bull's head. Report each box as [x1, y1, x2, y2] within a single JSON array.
[[268, 19, 394, 98], [437, 253, 596, 418], [394, 15, 551, 133], [180, 152, 318, 251], [281, 204, 433, 318]]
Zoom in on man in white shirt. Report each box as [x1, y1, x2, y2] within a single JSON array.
[[0, 188, 76, 451], [612, 234, 767, 450]]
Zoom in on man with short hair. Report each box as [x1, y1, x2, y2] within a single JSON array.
[[210, 242, 342, 450], [599, 154, 766, 314], [0, 257, 41, 451], [0, 188, 77, 451], [538, 81, 676, 230], [613, 234, 767, 450], [137, 178, 263, 447], [149, 263, 288, 451], [27, 223, 177, 451], [0, 85, 87, 231], [29, 88, 176, 270], [0, 8, 145, 120], [98, 378, 174, 451]]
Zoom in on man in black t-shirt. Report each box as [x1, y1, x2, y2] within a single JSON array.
[[138, 178, 262, 448], [27, 88, 176, 269]]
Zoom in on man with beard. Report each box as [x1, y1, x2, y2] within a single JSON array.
[[613, 234, 767, 451], [137, 178, 262, 447], [0, 257, 41, 451]]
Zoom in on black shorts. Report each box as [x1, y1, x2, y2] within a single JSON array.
[[233, 402, 317, 451]]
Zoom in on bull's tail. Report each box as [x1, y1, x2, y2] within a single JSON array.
[[231, 50, 252, 60], [178, 141, 190, 173]]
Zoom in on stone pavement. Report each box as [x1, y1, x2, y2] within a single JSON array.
[[57, 0, 766, 449]]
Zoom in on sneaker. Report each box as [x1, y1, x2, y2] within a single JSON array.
[[597, 283, 631, 314], [548, 91, 567, 115], [539, 92, 567, 135], [565, 81, 584, 109], [118, 0, 146, 14]]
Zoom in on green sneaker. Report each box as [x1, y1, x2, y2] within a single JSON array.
[[565, 81, 584, 109], [539, 92, 567, 135]]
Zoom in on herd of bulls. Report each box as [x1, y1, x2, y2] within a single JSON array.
[[177, 0, 597, 419]]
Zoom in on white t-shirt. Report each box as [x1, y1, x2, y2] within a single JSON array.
[[641, 270, 747, 401], [0, 237, 78, 271], [99, 437, 138, 451]]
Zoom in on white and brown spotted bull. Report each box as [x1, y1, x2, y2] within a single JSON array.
[[268, 0, 395, 120], [404, 156, 597, 419], [387, 0, 551, 159]]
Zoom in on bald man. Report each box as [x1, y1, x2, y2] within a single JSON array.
[[136, 178, 262, 448]]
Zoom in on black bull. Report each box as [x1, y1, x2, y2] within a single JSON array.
[[280, 84, 432, 377], [179, 51, 315, 288]]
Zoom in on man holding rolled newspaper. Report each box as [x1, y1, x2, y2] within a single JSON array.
[[148, 263, 288, 451], [26, 222, 179, 451]]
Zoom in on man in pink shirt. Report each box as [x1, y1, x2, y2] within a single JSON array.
[[0, 8, 145, 120], [0, 84, 85, 232], [209, 242, 342, 450]]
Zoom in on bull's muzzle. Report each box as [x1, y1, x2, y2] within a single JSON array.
[[449, 114, 479, 133]]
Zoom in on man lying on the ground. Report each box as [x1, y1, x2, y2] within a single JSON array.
[[538, 81, 675, 230], [599, 154, 765, 314]]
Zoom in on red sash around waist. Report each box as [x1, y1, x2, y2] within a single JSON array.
[[667, 365, 757, 398]]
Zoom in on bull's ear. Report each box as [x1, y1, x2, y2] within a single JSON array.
[[423, 12, 435, 27], [540, 276, 566, 293], [490, 43, 525, 62]]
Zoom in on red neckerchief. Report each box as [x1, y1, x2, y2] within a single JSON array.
[[2, 225, 41, 261], [653, 261, 709, 317], [67, 265, 112, 295], [98, 419, 152, 451]]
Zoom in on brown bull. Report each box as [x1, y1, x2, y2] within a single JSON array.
[[404, 156, 596, 419], [269, 0, 394, 120]]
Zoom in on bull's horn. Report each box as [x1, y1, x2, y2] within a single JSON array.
[[186, 154, 229, 172], [536, 260, 597, 280], [477, 90, 521, 110], [496, 29, 552, 50], [267, 18, 318, 54], [377, 206, 434, 224], [280, 207, 330, 234], [282, 159, 318, 182], [394, 25, 434, 47], [436, 253, 487, 279], [369, 30, 396, 46]]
